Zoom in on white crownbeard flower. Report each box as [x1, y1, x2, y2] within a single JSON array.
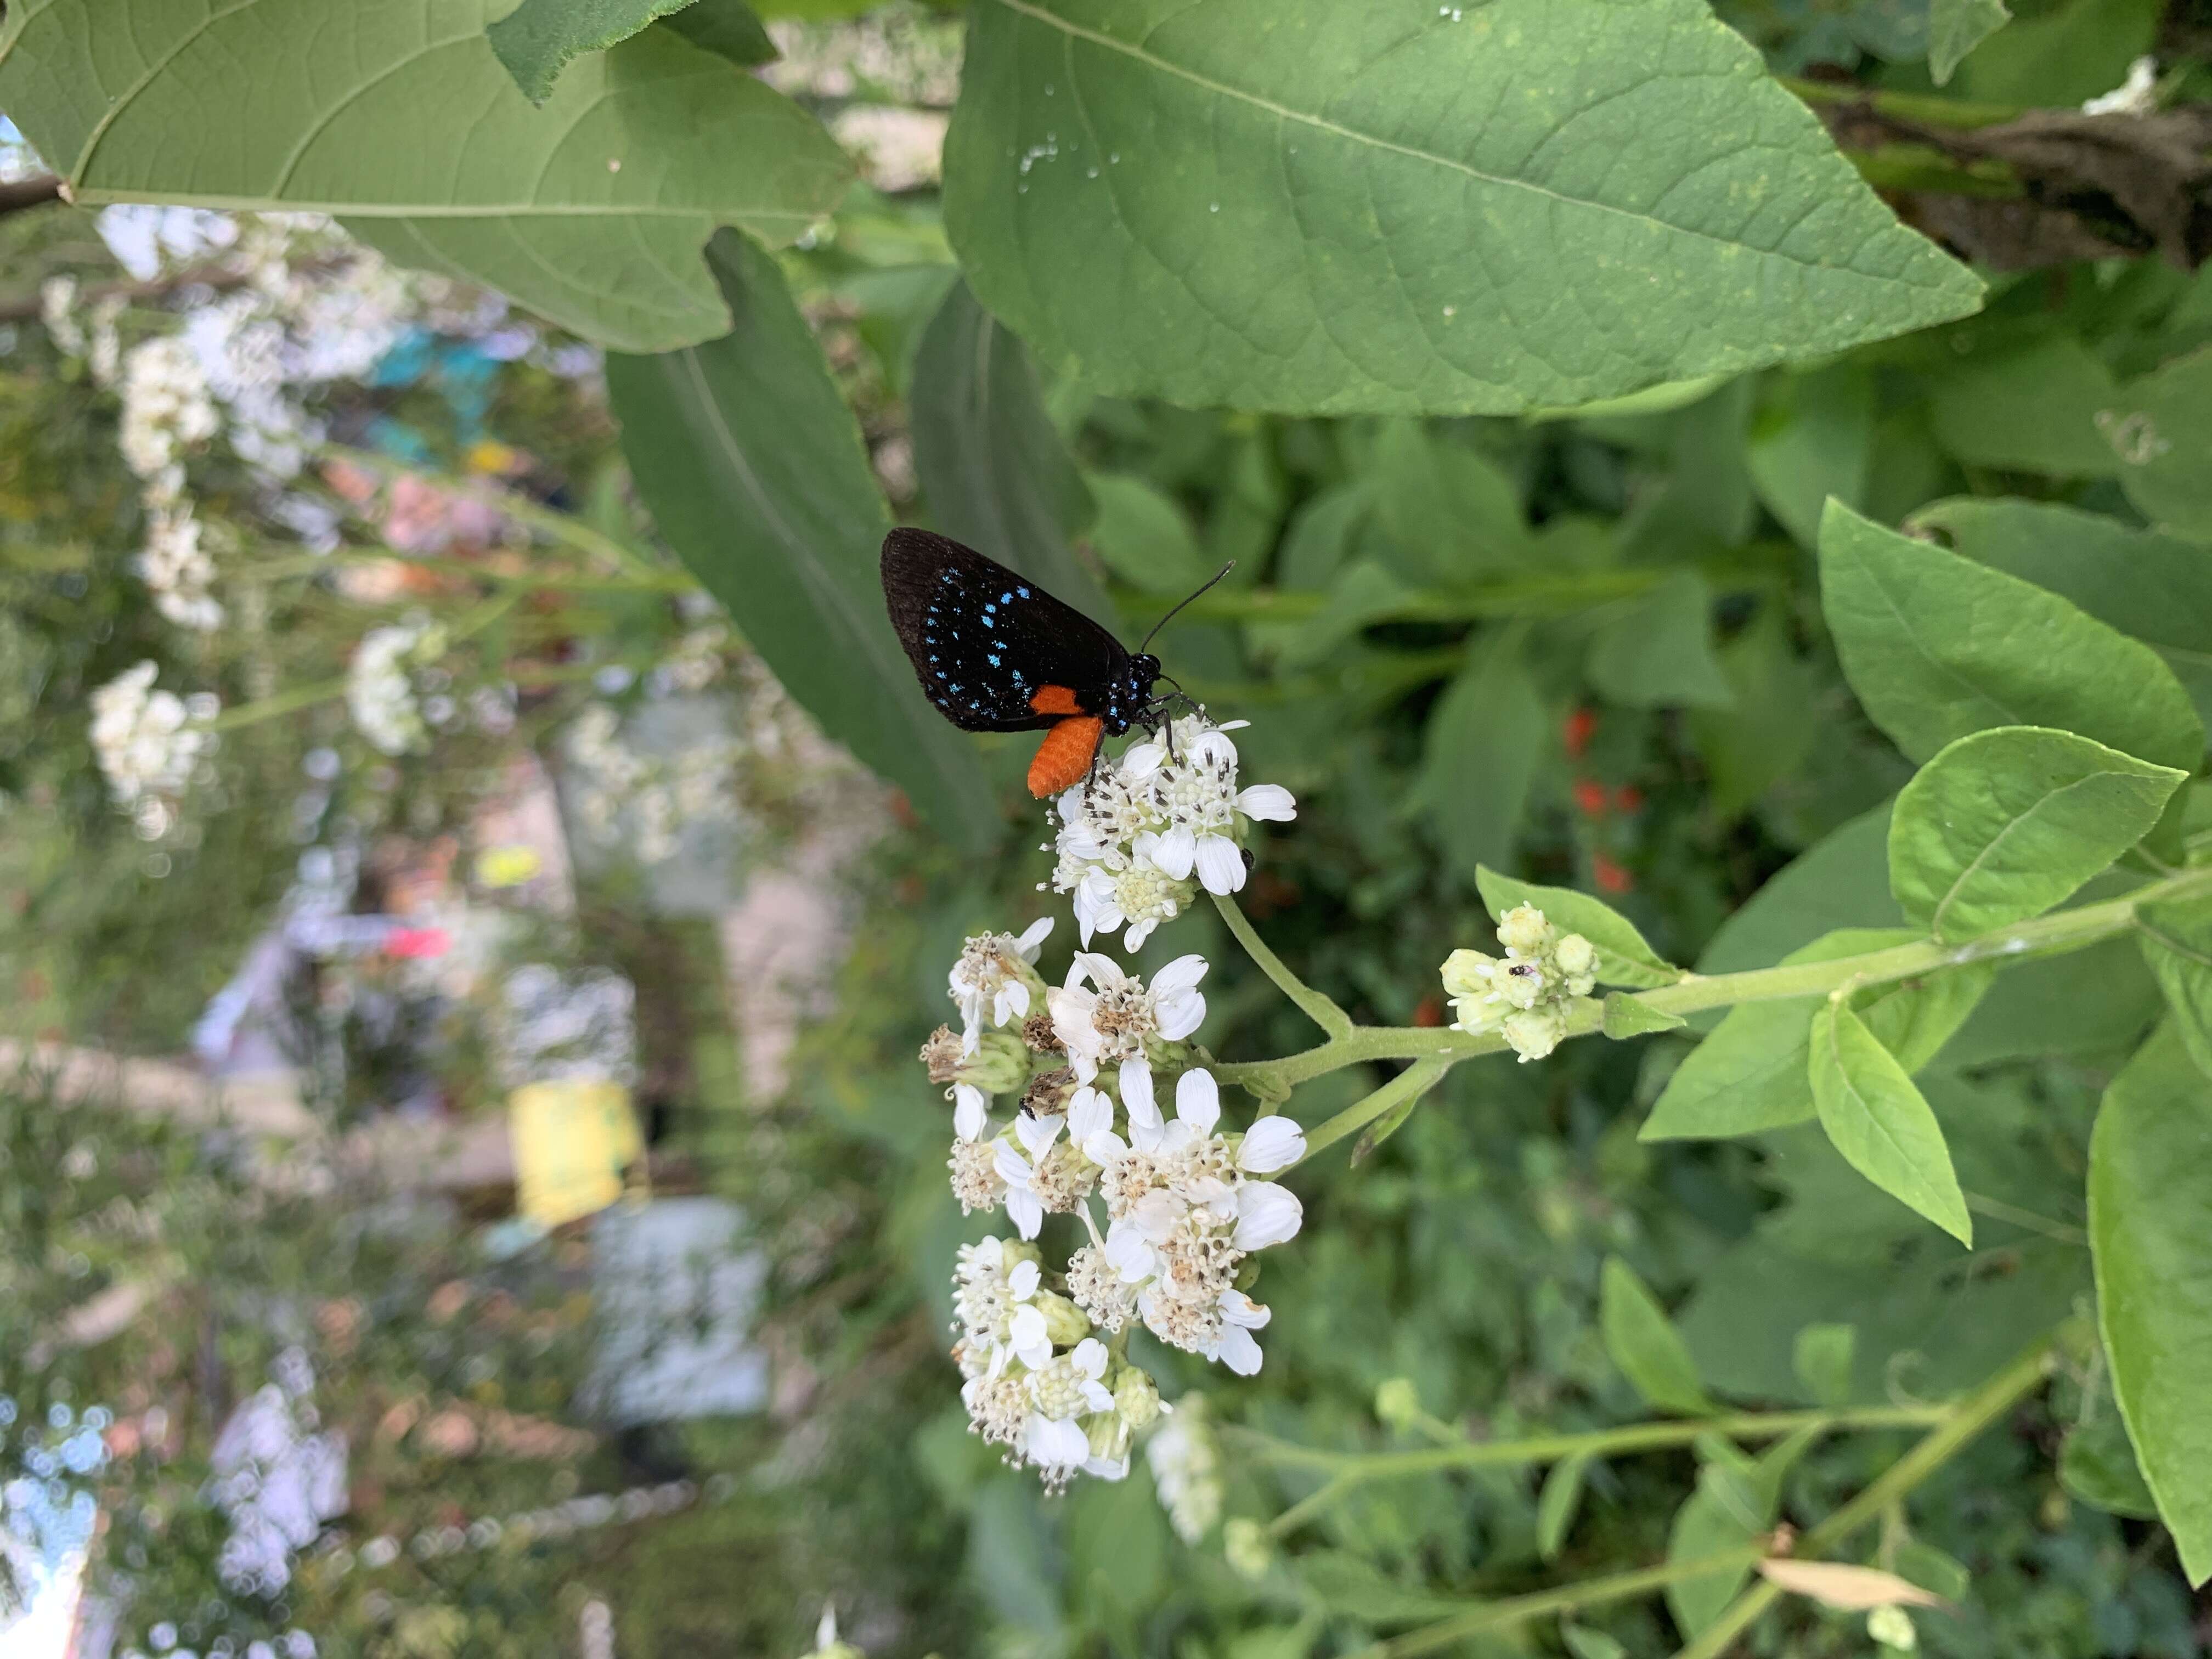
[[136, 501, 223, 631], [949, 917, 1053, 1055], [1237, 1115, 1306, 1173], [991, 1109, 1097, 1240], [119, 335, 221, 482], [346, 620, 438, 755], [1048, 952, 1207, 1084], [88, 660, 219, 820]]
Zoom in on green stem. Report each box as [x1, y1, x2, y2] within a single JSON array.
[[1217, 867, 2212, 1103], [1667, 1343, 2053, 1659], [1296, 1059, 1449, 1163], [1212, 894, 1352, 1039], [236, 548, 691, 596], [1777, 75, 2024, 131], [205, 675, 348, 733]]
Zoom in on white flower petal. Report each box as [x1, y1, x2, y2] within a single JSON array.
[[1031, 1415, 1091, 1466], [1002, 980, 1031, 1022], [1015, 916, 1055, 955], [1083, 1128, 1128, 1166], [1233, 1182, 1304, 1250], [1008, 1260, 1041, 1300], [1006, 1187, 1045, 1241], [1080, 1380, 1116, 1414], [1084, 1454, 1131, 1481], [1218, 1288, 1271, 1329], [1234, 783, 1297, 822], [1151, 954, 1210, 997], [1237, 1115, 1306, 1173], [1175, 1068, 1221, 1134], [993, 1141, 1032, 1189], [1152, 825, 1197, 881], [1122, 742, 1166, 780], [1122, 916, 1158, 952], [1212, 1322, 1264, 1376], [953, 1084, 988, 1143], [1120, 1057, 1161, 1132], [1194, 833, 1246, 895], [1131, 1188, 1188, 1243], [1015, 1111, 1064, 1159], [1068, 1086, 1113, 1144], [1154, 989, 1206, 1043], [1104, 1220, 1156, 1280], [1008, 1304, 1048, 1359], [1072, 1338, 1108, 1378]]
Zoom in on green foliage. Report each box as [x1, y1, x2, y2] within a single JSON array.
[[1927, 0, 2010, 83], [2136, 894, 2212, 1076], [1599, 1257, 1714, 1416], [1808, 998, 1972, 1244], [1889, 726, 2185, 940], [605, 231, 1001, 851], [1475, 868, 1679, 989], [941, 0, 1981, 415], [2089, 1023, 2212, 1585], [489, 0, 776, 101], [0, 0, 849, 351]]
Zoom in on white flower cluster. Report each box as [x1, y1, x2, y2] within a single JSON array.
[[1145, 1395, 1224, 1543], [118, 334, 220, 501], [1441, 904, 1598, 1062], [88, 660, 219, 839], [1050, 715, 1295, 949], [137, 502, 222, 631], [933, 935, 1305, 1489], [346, 618, 444, 756]]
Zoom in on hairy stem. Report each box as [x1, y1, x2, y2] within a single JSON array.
[[1295, 1059, 1449, 1163], [1213, 894, 1352, 1040]]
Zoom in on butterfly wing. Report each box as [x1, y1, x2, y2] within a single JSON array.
[[881, 528, 1129, 733]]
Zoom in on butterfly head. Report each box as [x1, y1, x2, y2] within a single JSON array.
[[1100, 653, 1165, 735]]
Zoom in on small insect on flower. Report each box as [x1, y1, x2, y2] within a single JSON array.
[[880, 529, 1228, 797]]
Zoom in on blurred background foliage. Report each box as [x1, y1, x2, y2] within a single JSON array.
[[3, 0, 2211, 1655]]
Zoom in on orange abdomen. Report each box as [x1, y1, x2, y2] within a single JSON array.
[[1028, 717, 1104, 797]]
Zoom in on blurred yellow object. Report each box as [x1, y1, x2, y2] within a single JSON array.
[[466, 438, 520, 476], [475, 844, 544, 888], [509, 1079, 642, 1227]]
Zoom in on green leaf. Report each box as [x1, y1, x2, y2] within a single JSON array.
[[1273, 561, 1417, 670], [1586, 573, 1735, 713], [1698, 802, 1901, 978], [907, 279, 1113, 622], [2059, 1413, 2159, 1521], [1604, 993, 1685, 1040], [2090, 1022, 2212, 1584], [1600, 1257, 1715, 1415], [1927, 336, 2118, 477], [940, 0, 1982, 417], [1475, 869, 1680, 989], [1792, 1324, 1856, 1408], [1893, 1541, 1973, 1604], [1809, 1001, 1973, 1245], [1423, 647, 1545, 882], [1561, 1627, 1627, 1659], [1889, 726, 2184, 942], [1643, 929, 1985, 1143], [1748, 363, 1876, 550], [1295, 1552, 1469, 1624], [1084, 475, 1208, 597], [1819, 502, 2205, 772], [1666, 1429, 1819, 1638], [0, 0, 849, 353], [1687, 605, 1820, 819], [658, 0, 779, 63], [1937, 935, 2163, 1069], [1372, 421, 1525, 584], [1275, 483, 1372, 592], [2136, 895, 2212, 1079], [1950, 0, 2157, 105], [1928, 0, 2011, 83], [605, 232, 1001, 853], [2107, 347, 2212, 541], [1536, 1454, 1589, 1562], [489, 0, 773, 102], [1911, 498, 2212, 732]]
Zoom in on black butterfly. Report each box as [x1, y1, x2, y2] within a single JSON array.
[[880, 528, 1223, 798]]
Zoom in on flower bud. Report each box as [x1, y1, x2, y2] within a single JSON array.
[[1440, 948, 1498, 1001], [1233, 1255, 1263, 1292], [1086, 1411, 1133, 1465], [1223, 1517, 1273, 1581], [1503, 1007, 1566, 1063], [1034, 1291, 1092, 1347], [1552, 932, 1595, 979], [1373, 1377, 1421, 1430], [1113, 1367, 1162, 1429], [961, 1029, 1030, 1096], [1497, 904, 1552, 958], [1499, 962, 1547, 1010], [1868, 1606, 1917, 1652]]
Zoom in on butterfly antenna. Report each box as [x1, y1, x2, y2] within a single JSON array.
[[1136, 561, 1235, 654]]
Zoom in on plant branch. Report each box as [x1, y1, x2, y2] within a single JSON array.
[[1667, 1342, 2053, 1659], [0, 173, 65, 219], [1216, 866, 2212, 1105], [1212, 893, 1352, 1039], [1295, 1059, 1449, 1163]]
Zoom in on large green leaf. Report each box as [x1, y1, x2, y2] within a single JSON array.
[[1809, 1000, 1972, 1245], [907, 279, 1114, 621], [1927, 336, 2118, 478], [1585, 573, 1735, 713], [1372, 421, 1526, 584], [1421, 644, 1544, 881], [1819, 502, 2204, 772], [605, 233, 1002, 852], [1889, 727, 2183, 942], [1747, 363, 1875, 550], [2136, 894, 2212, 1082], [489, 0, 775, 102], [1912, 498, 2212, 732], [1928, 0, 2010, 83], [1600, 1257, 1714, 1415], [2106, 347, 2212, 542], [2089, 1023, 2212, 1586], [1697, 801, 1900, 977], [940, 0, 1982, 416], [0, 0, 849, 352], [1666, 1430, 1818, 1638], [1084, 475, 1208, 596]]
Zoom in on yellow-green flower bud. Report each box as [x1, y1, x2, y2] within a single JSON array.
[[1374, 1377, 1421, 1429], [1114, 1365, 1162, 1429], [1867, 1606, 1917, 1651], [1497, 904, 1552, 958], [1223, 1517, 1273, 1581], [1086, 1411, 1133, 1465], [1034, 1291, 1091, 1347], [1440, 948, 1498, 1001], [1552, 932, 1595, 979], [1503, 1007, 1566, 1063]]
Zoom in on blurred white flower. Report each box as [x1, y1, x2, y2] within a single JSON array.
[[1146, 1396, 1223, 1543], [949, 917, 1053, 1055], [118, 335, 220, 483], [137, 501, 223, 631], [89, 660, 218, 837]]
